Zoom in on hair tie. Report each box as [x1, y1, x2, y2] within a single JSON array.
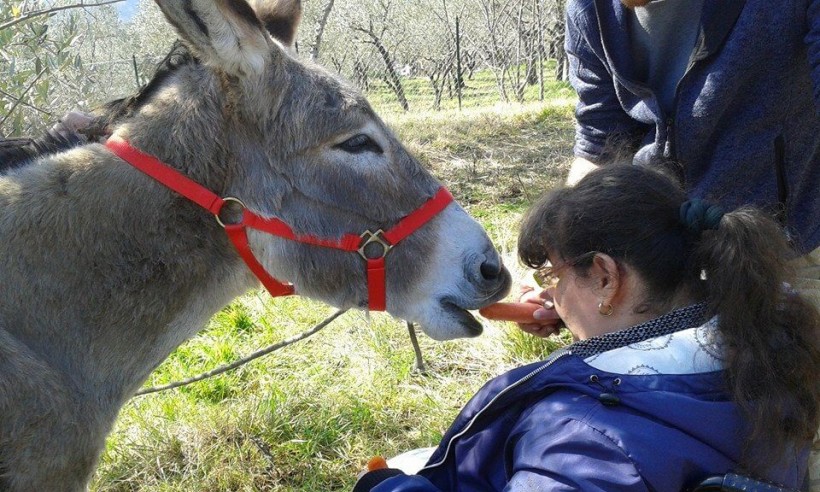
[[679, 198, 724, 234]]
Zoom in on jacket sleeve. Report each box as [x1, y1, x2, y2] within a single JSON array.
[[807, 0, 820, 113], [565, 6, 643, 163], [363, 420, 651, 491], [503, 418, 650, 492], [367, 473, 443, 492]]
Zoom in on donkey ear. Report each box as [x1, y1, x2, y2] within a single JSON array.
[[153, 0, 274, 77], [249, 0, 302, 48]]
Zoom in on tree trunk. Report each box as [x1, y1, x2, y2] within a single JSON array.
[[354, 26, 409, 111], [309, 0, 335, 62]]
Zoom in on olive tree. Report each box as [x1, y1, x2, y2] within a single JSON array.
[[0, 0, 126, 135]]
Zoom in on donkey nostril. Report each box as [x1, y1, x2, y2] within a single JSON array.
[[480, 259, 502, 281]]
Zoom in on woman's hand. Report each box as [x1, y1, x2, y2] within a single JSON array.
[[516, 286, 563, 338]]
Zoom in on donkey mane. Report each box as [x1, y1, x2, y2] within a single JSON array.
[[0, 131, 84, 173], [92, 41, 198, 137]]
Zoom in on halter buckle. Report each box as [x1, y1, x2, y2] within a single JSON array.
[[215, 197, 247, 228], [358, 230, 393, 260]]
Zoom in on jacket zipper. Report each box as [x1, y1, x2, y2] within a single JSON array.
[[774, 134, 788, 228], [419, 350, 572, 472]]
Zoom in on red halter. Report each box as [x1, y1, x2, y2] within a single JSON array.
[[105, 136, 454, 311]]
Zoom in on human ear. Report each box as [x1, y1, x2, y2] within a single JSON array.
[[589, 253, 621, 302]]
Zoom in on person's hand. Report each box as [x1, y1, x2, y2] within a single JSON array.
[[516, 286, 563, 338], [358, 456, 388, 478], [48, 111, 96, 143], [58, 111, 95, 133], [353, 456, 403, 492]]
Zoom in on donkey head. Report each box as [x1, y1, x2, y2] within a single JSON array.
[[124, 0, 510, 340]]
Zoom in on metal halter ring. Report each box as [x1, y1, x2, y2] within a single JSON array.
[[215, 197, 247, 228], [358, 230, 393, 260]]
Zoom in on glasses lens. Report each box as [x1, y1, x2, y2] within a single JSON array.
[[533, 252, 596, 288], [534, 266, 557, 288]]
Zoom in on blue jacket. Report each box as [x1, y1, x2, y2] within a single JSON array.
[[360, 322, 808, 491], [565, 0, 820, 254]]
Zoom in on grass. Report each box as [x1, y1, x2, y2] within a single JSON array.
[[367, 64, 577, 115], [91, 70, 578, 491]]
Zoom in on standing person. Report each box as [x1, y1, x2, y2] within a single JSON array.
[[564, 0, 819, 237], [352, 165, 819, 491], [561, 0, 820, 299], [523, 0, 820, 331]]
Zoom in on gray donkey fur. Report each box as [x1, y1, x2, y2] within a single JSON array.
[[0, 0, 510, 490]]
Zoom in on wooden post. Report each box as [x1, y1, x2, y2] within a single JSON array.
[[536, 0, 545, 101], [455, 16, 463, 111], [131, 55, 140, 89]]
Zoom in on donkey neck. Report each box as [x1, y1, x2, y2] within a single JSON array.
[[0, 144, 255, 402], [118, 69, 239, 197]]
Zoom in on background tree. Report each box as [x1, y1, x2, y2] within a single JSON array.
[[408, 0, 463, 110], [465, 0, 544, 102], [0, 0, 124, 136], [307, 0, 335, 61], [1, 0, 572, 137], [348, 0, 410, 111]]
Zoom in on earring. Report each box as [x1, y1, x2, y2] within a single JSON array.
[[598, 301, 614, 317]]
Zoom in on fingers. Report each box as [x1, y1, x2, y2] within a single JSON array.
[[516, 287, 563, 338], [60, 111, 95, 132], [518, 321, 562, 338], [518, 309, 562, 338], [519, 286, 542, 304]]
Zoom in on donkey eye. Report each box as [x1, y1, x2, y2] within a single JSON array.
[[336, 134, 382, 154]]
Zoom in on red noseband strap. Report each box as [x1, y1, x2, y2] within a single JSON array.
[[105, 136, 453, 311]]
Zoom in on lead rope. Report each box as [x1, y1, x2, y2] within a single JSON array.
[[133, 309, 348, 397], [132, 311, 427, 397]]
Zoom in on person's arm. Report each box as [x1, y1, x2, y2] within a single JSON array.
[[354, 418, 650, 492], [353, 469, 441, 492], [566, 156, 600, 185], [0, 111, 94, 172], [564, 6, 642, 166], [502, 417, 650, 492], [807, 0, 820, 113]]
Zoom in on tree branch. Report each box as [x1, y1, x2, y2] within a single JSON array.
[[0, 0, 124, 32], [0, 87, 54, 117], [0, 67, 47, 131]]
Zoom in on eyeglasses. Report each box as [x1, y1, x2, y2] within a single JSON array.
[[533, 252, 596, 288]]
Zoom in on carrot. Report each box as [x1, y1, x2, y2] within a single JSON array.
[[479, 302, 542, 323], [366, 456, 389, 472]]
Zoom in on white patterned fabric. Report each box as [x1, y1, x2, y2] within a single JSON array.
[[583, 317, 724, 375]]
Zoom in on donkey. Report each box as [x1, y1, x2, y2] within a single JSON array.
[[0, 0, 511, 489]]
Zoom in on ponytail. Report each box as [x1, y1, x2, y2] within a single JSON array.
[[694, 208, 820, 467]]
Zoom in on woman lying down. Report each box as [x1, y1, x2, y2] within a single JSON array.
[[353, 165, 819, 491]]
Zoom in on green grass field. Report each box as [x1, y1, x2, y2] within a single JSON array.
[[91, 72, 578, 491]]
